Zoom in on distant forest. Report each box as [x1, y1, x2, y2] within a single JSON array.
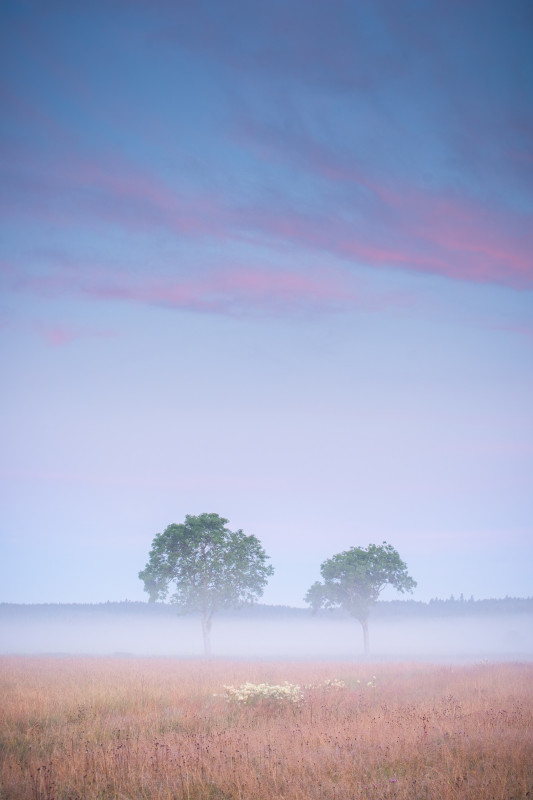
[[1, 596, 532, 621]]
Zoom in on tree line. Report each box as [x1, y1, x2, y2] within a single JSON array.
[[3, 597, 530, 620]]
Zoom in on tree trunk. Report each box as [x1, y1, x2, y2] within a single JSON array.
[[360, 618, 370, 656], [201, 612, 212, 657]]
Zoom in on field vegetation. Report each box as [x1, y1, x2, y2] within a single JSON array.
[[0, 656, 531, 799]]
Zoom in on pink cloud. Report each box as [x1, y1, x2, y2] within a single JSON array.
[[37, 325, 79, 346], [3, 132, 532, 293], [12, 259, 530, 336], [485, 321, 533, 339], [1, 244, 393, 318], [233, 122, 533, 289], [236, 196, 532, 290], [34, 322, 116, 347], [1, 144, 230, 238], [44, 265, 361, 316], [174, 267, 358, 313]]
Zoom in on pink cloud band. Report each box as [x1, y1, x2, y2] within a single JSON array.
[[2, 138, 532, 300]]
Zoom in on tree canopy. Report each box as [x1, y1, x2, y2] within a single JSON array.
[[305, 542, 416, 654], [139, 512, 274, 655]]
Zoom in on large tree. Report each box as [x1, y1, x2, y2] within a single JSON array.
[[139, 513, 274, 655], [305, 542, 416, 655]]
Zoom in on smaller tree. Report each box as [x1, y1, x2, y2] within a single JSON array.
[[305, 542, 416, 655], [139, 513, 274, 656]]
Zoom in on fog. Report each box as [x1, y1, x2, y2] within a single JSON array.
[[1, 611, 532, 661]]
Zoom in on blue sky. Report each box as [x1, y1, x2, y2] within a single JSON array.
[[1, 0, 532, 607]]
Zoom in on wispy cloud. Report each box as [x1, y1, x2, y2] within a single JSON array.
[[36, 324, 80, 346], [233, 120, 533, 289], [485, 321, 533, 340], [34, 322, 116, 347], [0, 145, 231, 237], [3, 138, 532, 293], [5, 260, 367, 318], [1, 0, 532, 330]]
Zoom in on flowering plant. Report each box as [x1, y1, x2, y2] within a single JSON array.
[[352, 676, 376, 688], [320, 678, 347, 690], [223, 681, 303, 706], [220, 676, 376, 708]]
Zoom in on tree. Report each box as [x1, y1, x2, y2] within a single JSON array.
[[305, 542, 416, 655], [139, 513, 274, 656]]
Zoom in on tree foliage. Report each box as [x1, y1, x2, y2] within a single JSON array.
[[305, 542, 416, 654], [139, 513, 274, 655]]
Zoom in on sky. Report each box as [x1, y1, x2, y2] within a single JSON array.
[[1, 0, 532, 609]]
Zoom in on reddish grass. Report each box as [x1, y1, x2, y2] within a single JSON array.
[[0, 657, 531, 799]]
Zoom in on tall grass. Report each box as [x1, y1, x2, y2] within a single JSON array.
[[1, 656, 531, 799]]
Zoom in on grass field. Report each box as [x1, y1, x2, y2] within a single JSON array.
[[1, 656, 531, 799]]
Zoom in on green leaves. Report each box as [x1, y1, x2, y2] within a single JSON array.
[[139, 513, 274, 617], [304, 541, 416, 623]]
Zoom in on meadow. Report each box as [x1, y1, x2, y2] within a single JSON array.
[[0, 656, 531, 800]]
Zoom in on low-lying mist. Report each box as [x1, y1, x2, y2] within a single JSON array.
[[1, 610, 532, 660]]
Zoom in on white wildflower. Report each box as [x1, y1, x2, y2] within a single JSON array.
[[223, 681, 303, 706], [321, 679, 347, 690]]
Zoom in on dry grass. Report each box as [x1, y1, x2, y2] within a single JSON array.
[[0, 656, 531, 799]]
